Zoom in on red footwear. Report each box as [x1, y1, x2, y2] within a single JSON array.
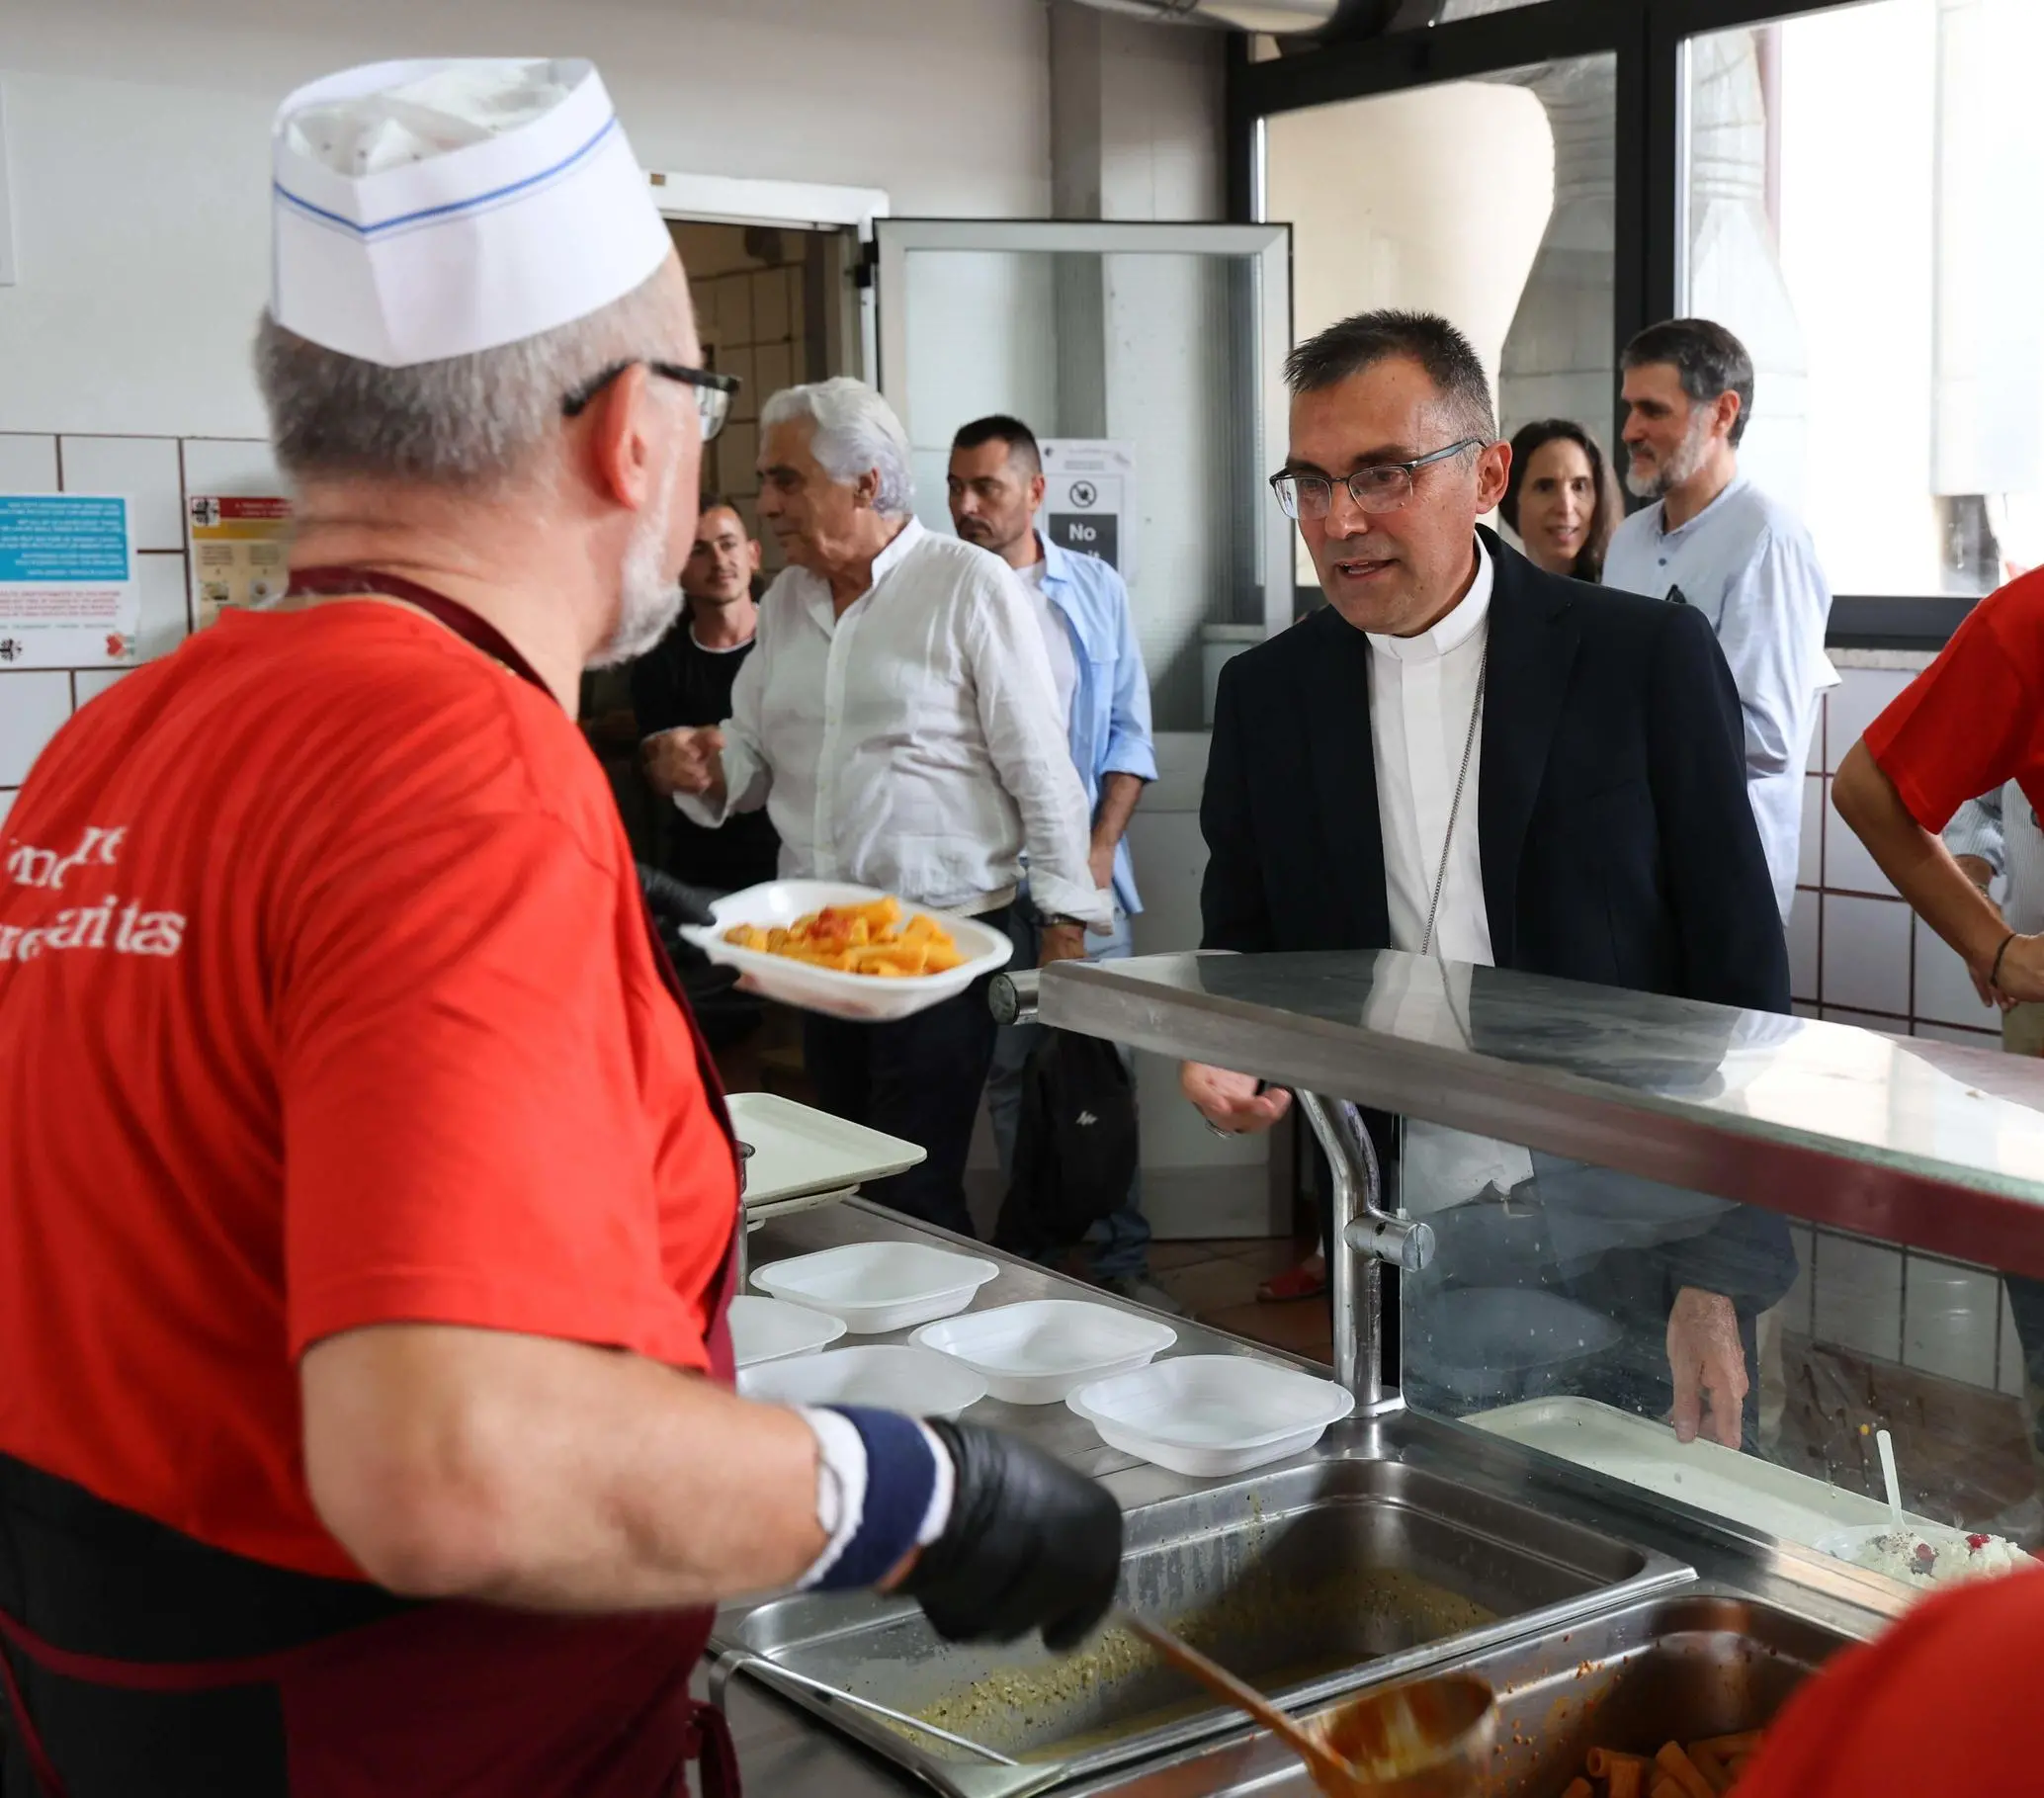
[[1256, 1257, 1327, 1303]]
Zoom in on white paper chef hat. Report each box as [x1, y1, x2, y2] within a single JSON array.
[[270, 57, 672, 368]]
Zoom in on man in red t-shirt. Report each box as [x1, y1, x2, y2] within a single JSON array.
[[1835, 563, 2044, 1000], [0, 57, 1116, 1798], [1837, 566, 2044, 1527]]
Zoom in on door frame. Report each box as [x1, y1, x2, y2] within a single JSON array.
[[871, 216, 1295, 645], [644, 169, 890, 381]]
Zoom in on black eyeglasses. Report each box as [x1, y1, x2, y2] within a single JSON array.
[[1269, 437, 1487, 520], [561, 360, 739, 441]]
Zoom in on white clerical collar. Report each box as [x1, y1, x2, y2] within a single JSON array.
[[1365, 535, 1493, 665]]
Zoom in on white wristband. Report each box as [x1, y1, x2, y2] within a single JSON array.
[[793, 1406, 868, 1589]]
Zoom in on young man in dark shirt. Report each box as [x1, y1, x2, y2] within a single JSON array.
[[634, 495, 781, 895], [633, 497, 782, 1075]]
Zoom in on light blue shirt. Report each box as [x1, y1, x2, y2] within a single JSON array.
[[1036, 534, 1156, 914], [1604, 474, 1837, 922]]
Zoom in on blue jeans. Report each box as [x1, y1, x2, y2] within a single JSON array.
[[985, 893, 1150, 1280]]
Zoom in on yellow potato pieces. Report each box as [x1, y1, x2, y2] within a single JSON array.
[[722, 897, 967, 980]]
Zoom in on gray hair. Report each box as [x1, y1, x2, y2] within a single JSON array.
[[760, 378, 914, 516], [253, 265, 676, 488]]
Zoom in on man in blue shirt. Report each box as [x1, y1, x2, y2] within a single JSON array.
[[948, 414, 1165, 1302], [1604, 318, 1836, 924]]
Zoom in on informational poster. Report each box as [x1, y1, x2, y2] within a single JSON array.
[[187, 495, 294, 631], [0, 494, 137, 668], [1039, 440, 1137, 582]]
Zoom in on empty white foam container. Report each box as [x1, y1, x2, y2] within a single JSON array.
[[727, 1295, 847, 1371], [737, 1345, 987, 1419], [750, 1241, 1000, 1334], [911, 1300, 1177, 1405], [1067, 1354, 1354, 1476]]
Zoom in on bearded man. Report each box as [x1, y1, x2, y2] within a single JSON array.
[[1603, 317, 1835, 925]]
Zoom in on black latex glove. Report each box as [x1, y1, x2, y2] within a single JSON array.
[[900, 1418, 1122, 1651], [636, 864, 740, 1005]]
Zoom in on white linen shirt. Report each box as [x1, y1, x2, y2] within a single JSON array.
[[680, 517, 1108, 925], [1365, 537, 1533, 1207], [1604, 475, 1837, 923]]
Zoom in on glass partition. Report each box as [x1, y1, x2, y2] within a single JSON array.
[[1384, 972, 2043, 1598], [1036, 947, 2044, 1606]]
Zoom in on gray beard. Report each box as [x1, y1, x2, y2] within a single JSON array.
[[588, 465, 683, 668], [1626, 409, 1716, 501]]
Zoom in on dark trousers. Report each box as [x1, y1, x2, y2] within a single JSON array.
[[800, 923, 1005, 1239]]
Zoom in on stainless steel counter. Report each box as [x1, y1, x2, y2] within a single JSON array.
[[1038, 949, 2044, 1277], [708, 1204, 1902, 1797]]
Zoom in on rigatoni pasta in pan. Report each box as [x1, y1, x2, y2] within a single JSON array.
[[1566, 1731, 1763, 1798]]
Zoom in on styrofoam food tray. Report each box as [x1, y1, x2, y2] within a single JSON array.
[[680, 881, 1011, 1021], [1469, 1396, 1914, 1549], [750, 1241, 1000, 1334], [1067, 1355, 1355, 1476], [725, 1092, 925, 1206], [738, 1345, 987, 1419], [911, 1300, 1177, 1405], [727, 1295, 847, 1370]]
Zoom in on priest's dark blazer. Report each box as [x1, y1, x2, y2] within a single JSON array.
[[1202, 526, 1790, 1013], [1201, 526, 1794, 1317]]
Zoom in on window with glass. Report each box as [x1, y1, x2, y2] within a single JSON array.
[[1259, 52, 1616, 588], [1683, 0, 2044, 597]]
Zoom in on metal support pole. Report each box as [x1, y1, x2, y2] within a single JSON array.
[[1296, 1092, 1434, 1412]]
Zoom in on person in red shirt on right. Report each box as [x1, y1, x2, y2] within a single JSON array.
[[1834, 565, 2044, 1002], [1834, 564, 2044, 1536], [1730, 1566, 2044, 1796]]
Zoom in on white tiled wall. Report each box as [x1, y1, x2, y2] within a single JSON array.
[[0, 432, 275, 810], [1790, 664, 2026, 1394]]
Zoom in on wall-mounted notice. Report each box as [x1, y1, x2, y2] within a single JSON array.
[[1039, 440, 1136, 583], [187, 495, 293, 631], [0, 494, 137, 668]]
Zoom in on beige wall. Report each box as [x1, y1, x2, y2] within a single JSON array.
[[1265, 81, 1555, 376]]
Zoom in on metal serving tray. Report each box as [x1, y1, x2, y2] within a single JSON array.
[[1060, 1588, 1847, 1796], [712, 1457, 1689, 1798]]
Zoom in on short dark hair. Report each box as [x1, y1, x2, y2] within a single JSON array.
[[1499, 419, 1623, 582], [952, 413, 1042, 474], [1282, 309, 1496, 441], [695, 492, 748, 529], [1621, 317, 1755, 448]]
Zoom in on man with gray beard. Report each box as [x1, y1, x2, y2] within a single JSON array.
[[1604, 318, 1835, 926]]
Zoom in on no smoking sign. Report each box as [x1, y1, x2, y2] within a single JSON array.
[[1040, 441, 1136, 578]]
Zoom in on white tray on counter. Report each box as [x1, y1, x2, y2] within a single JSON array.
[[1468, 1396, 1916, 1550], [912, 1300, 1177, 1406], [683, 881, 1011, 1021], [727, 1295, 847, 1371], [1068, 1355, 1354, 1477], [750, 1240, 1000, 1334], [738, 1345, 987, 1419], [727, 1092, 925, 1208]]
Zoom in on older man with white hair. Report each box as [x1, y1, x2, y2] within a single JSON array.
[[652, 378, 1106, 1236], [0, 58, 1119, 1798]]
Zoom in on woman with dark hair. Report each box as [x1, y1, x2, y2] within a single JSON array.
[[1500, 418, 1622, 581]]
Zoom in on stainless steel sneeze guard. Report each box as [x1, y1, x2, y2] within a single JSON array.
[[1038, 948, 2044, 1278]]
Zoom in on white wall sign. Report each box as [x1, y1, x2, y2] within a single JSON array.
[[0, 494, 138, 668], [1040, 439, 1136, 583]]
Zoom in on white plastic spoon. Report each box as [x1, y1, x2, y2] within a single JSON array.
[[1877, 1426, 1906, 1535]]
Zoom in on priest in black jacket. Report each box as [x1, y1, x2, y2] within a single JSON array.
[[1186, 309, 1795, 1449]]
